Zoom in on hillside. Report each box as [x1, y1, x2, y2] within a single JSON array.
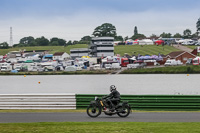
[[0, 44, 179, 56], [0, 44, 88, 55], [114, 45, 178, 56]]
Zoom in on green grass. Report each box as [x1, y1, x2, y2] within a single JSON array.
[[114, 45, 178, 56], [0, 44, 88, 55], [121, 65, 200, 74], [187, 45, 197, 50], [0, 44, 179, 56], [0, 122, 200, 133]]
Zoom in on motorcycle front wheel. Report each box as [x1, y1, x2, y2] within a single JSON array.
[[87, 104, 101, 118], [117, 105, 131, 117]]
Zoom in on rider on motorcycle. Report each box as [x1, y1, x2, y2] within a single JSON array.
[[104, 85, 121, 111]]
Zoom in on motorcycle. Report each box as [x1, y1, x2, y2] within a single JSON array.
[[86, 96, 131, 118]]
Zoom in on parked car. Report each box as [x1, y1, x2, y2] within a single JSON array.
[[65, 66, 76, 72], [195, 42, 200, 46], [76, 66, 83, 71], [182, 40, 195, 45], [186, 58, 193, 65], [111, 63, 121, 69], [14, 66, 22, 71], [55, 65, 64, 71], [93, 64, 101, 70], [105, 64, 112, 70], [127, 63, 146, 69], [164, 59, 183, 66], [44, 66, 55, 71], [0, 63, 12, 72]]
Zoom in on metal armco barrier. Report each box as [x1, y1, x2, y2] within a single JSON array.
[[0, 94, 76, 109], [76, 94, 200, 111]]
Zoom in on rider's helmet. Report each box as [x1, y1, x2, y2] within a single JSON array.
[[110, 85, 116, 92]]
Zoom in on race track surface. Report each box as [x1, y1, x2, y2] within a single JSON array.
[[1, 112, 200, 123]]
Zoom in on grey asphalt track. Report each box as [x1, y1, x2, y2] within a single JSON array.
[[1, 112, 200, 123]]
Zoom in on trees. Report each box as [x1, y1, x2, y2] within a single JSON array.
[[196, 18, 200, 35], [131, 34, 146, 40], [93, 23, 116, 37], [115, 36, 123, 41], [67, 40, 72, 45], [149, 34, 158, 39], [73, 40, 79, 45], [131, 26, 146, 40], [183, 29, 192, 39], [19, 36, 36, 46], [124, 36, 129, 41], [35, 36, 49, 46], [160, 32, 172, 38], [134, 26, 138, 35], [173, 33, 182, 38], [79, 35, 91, 44], [50, 37, 66, 46], [192, 32, 198, 38], [81, 36, 91, 41], [0, 42, 9, 49], [49, 41, 59, 46]]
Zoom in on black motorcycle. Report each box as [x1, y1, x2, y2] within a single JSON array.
[[86, 96, 131, 118]]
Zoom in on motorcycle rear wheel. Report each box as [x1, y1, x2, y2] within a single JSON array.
[[117, 105, 130, 117], [87, 104, 101, 118]]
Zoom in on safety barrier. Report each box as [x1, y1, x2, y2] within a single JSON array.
[[0, 94, 76, 109], [1, 94, 200, 110], [76, 94, 200, 111]]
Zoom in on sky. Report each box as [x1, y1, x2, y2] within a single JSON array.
[[0, 0, 200, 45]]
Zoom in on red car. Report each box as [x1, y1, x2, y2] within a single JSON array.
[[154, 40, 164, 45]]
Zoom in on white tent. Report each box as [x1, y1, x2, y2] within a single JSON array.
[[138, 39, 153, 45]]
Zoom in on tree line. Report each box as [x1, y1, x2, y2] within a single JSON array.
[[0, 18, 200, 49]]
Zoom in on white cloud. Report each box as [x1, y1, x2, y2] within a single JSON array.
[[0, 9, 199, 45]]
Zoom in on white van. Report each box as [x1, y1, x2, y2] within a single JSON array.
[[1, 63, 12, 71], [111, 63, 121, 69], [14, 64, 22, 71], [164, 59, 183, 66], [65, 66, 76, 72], [93, 64, 101, 70]]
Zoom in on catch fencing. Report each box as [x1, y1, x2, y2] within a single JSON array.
[[0, 94, 76, 109], [76, 94, 200, 111]]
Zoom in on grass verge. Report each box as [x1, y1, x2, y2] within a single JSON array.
[[114, 45, 179, 56], [0, 44, 179, 56], [121, 65, 200, 74], [0, 122, 200, 133]]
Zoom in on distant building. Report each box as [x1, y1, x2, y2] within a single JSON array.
[[23, 50, 49, 58], [164, 51, 196, 64], [70, 48, 90, 59], [90, 37, 114, 57], [6, 51, 21, 59], [53, 52, 70, 61], [42, 54, 53, 61]]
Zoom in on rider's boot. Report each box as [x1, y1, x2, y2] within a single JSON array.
[[109, 104, 115, 112]]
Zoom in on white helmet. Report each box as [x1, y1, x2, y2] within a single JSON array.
[[110, 85, 116, 92]]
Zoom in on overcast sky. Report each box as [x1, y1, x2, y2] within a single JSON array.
[[0, 0, 200, 44]]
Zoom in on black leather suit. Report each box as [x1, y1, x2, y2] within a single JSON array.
[[104, 90, 120, 109]]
